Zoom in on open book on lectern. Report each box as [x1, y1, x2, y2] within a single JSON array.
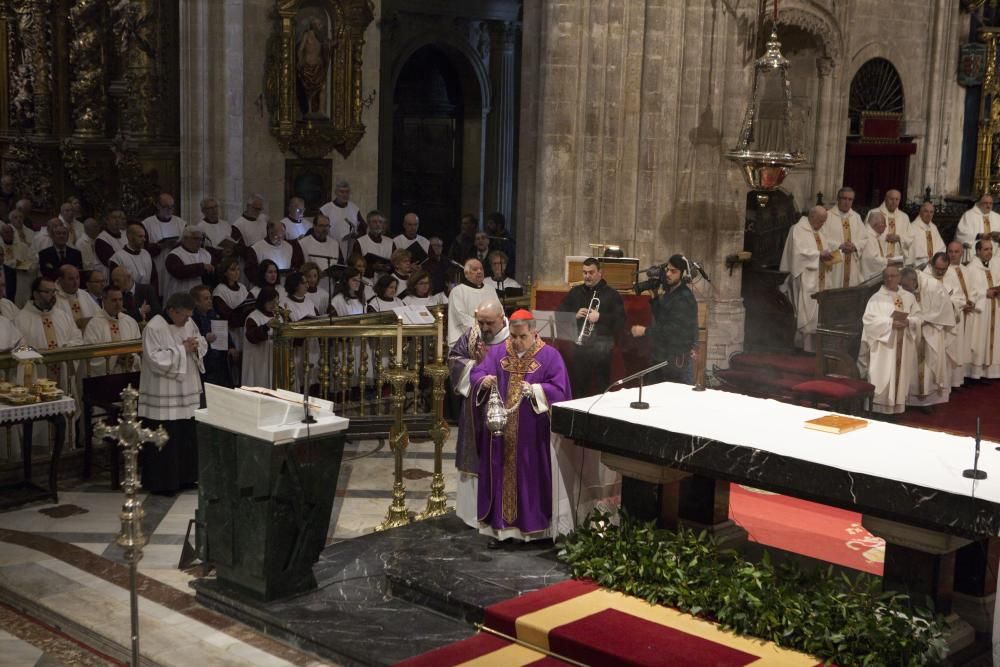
[[197, 384, 348, 442]]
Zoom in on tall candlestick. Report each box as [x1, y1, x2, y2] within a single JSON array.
[[436, 312, 444, 362], [396, 319, 404, 366]]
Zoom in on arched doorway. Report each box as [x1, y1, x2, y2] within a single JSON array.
[[843, 58, 913, 206], [385, 44, 486, 243]]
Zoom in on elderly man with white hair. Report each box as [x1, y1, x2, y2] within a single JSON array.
[[447, 258, 494, 347], [142, 192, 186, 295], [779, 205, 837, 353], [280, 197, 311, 241], [860, 211, 892, 280], [865, 189, 910, 260], [907, 201, 946, 269], [448, 299, 508, 528], [320, 179, 366, 259], [822, 187, 868, 288], [232, 194, 268, 250], [189, 197, 235, 262], [246, 219, 302, 284], [163, 227, 213, 298], [956, 193, 1000, 257]]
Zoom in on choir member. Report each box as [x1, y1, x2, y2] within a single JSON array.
[[163, 227, 213, 298], [242, 287, 280, 388]]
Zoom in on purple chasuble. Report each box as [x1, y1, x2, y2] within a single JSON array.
[[470, 338, 571, 534]]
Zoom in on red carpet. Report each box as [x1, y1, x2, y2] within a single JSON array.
[[896, 380, 1000, 440], [728, 484, 884, 575], [400, 580, 824, 666]]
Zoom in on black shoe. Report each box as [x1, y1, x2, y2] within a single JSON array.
[[487, 538, 504, 550]]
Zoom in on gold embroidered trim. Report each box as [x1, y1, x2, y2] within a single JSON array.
[[497, 338, 545, 524]]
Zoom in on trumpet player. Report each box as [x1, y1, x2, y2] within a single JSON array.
[[558, 258, 624, 396]]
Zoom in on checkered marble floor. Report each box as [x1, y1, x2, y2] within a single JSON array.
[[0, 432, 458, 667]]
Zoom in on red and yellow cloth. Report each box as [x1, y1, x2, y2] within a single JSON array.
[[398, 579, 824, 666]]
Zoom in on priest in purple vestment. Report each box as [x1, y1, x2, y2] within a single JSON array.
[[470, 309, 572, 544], [448, 300, 509, 527]]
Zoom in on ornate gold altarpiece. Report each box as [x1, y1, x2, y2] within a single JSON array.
[[0, 0, 179, 220], [976, 28, 1000, 196], [264, 0, 374, 159]]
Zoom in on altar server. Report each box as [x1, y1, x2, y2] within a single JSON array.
[[861, 265, 921, 415], [137, 292, 207, 494], [779, 206, 836, 352], [448, 300, 508, 528], [470, 309, 572, 544]]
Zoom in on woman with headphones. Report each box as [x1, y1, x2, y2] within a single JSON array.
[[630, 254, 699, 384]]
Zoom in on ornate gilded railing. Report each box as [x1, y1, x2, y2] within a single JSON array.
[[271, 306, 452, 528], [270, 307, 447, 435]]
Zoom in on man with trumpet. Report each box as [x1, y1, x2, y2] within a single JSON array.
[[558, 257, 624, 396]]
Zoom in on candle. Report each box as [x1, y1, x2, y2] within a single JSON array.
[[396, 318, 404, 366], [436, 312, 444, 362]]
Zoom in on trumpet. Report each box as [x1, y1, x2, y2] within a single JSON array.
[[575, 295, 601, 345]]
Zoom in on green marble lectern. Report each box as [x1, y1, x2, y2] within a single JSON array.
[[196, 422, 345, 601]]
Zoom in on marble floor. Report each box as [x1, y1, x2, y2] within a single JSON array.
[[0, 432, 459, 666]]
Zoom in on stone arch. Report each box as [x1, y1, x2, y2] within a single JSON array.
[[777, 2, 845, 64], [388, 31, 492, 114]]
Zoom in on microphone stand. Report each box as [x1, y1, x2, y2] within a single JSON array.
[[301, 361, 316, 424], [606, 359, 674, 410], [964, 416, 986, 480]]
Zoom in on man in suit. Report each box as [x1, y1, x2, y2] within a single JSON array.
[[38, 223, 83, 279], [111, 265, 160, 324]]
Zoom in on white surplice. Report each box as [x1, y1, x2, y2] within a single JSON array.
[[907, 272, 957, 406], [447, 283, 497, 347], [163, 246, 212, 299], [861, 286, 921, 415], [137, 314, 207, 420], [779, 217, 836, 352], [15, 302, 83, 390], [189, 219, 233, 251]]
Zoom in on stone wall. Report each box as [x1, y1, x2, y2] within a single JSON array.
[[516, 0, 966, 368], [180, 0, 382, 223]]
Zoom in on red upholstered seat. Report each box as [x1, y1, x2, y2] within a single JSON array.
[[729, 352, 815, 377], [791, 379, 866, 400], [717, 369, 803, 394], [824, 377, 875, 394]]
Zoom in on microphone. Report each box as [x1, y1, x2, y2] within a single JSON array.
[[608, 359, 674, 409], [449, 259, 467, 270], [691, 260, 711, 283]]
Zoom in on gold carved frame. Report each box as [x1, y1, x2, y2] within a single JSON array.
[[265, 0, 374, 159]]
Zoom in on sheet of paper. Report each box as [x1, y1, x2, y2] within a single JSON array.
[[210, 320, 228, 351]]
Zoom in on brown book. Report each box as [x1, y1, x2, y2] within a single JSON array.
[[804, 414, 869, 435]]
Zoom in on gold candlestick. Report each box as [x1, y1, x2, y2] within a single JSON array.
[[375, 364, 419, 531], [94, 385, 168, 667], [417, 360, 451, 520]]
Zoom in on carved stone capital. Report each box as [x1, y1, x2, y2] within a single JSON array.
[[816, 56, 835, 78]]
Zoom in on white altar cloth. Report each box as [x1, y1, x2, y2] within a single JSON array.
[[555, 382, 1000, 505]]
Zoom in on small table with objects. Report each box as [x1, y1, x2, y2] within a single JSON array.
[[0, 396, 76, 509]]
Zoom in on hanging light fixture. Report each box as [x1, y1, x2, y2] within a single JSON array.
[[725, 0, 804, 191]]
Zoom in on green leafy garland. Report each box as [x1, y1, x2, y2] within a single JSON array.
[[557, 510, 948, 666]]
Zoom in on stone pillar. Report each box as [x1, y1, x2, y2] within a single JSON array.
[[179, 0, 245, 221], [813, 57, 835, 196], [484, 20, 518, 226]]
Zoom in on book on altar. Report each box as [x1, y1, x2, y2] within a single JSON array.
[[804, 414, 869, 434], [392, 304, 435, 325]]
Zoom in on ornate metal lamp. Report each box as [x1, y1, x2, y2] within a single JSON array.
[[725, 3, 804, 193]]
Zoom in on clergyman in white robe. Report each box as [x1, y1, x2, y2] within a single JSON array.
[[822, 200, 867, 288], [83, 304, 141, 377], [864, 191, 911, 261], [903, 269, 956, 407], [447, 260, 496, 347], [861, 270, 921, 415], [969, 253, 1000, 379], [955, 194, 1000, 252], [779, 207, 835, 353]]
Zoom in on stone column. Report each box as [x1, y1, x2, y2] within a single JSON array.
[[813, 57, 835, 196], [178, 0, 245, 221], [484, 20, 518, 227]]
